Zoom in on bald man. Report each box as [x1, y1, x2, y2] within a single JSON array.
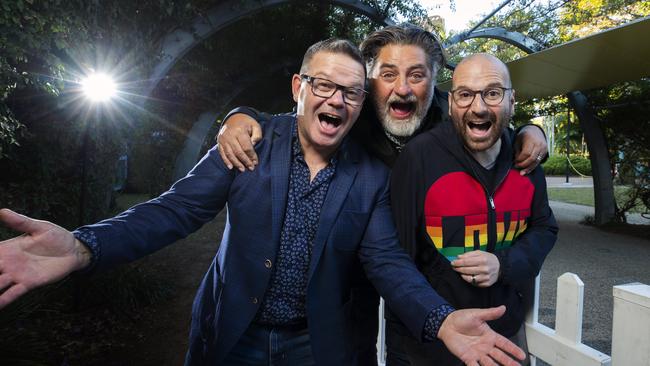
[[389, 53, 558, 365]]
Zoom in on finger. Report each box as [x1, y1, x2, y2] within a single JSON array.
[[218, 144, 234, 170], [456, 251, 482, 261], [452, 257, 482, 269], [516, 152, 539, 175], [515, 147, 535, 167], [478, 354, 497, 366], [0, 273, 14, 292], [235, 133, 258, 170], [221, 143, 246, 172], [250, 124, 263, 145], [0, 209, 42, 235], [514, 144, 534, 163], [229, 135, 254, 170], [494, 333, 526, 362], [460, 274, 473, 283], [0, 283, 28, 310], [476, 305, 507, 322], [454, 266, 478, 276], [539, 143, 548, 158], [489, 346, 523, 366]]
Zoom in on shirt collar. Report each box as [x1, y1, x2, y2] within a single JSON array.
[[291, 119, 339, 167]]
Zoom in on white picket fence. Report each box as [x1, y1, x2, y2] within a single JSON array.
[[376, 273, 650, 365]]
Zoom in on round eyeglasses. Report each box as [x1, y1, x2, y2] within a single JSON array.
[[450, 87, 512, 108]]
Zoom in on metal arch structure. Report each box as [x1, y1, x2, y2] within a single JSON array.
[[151, 0, 394, 179], [171, 59, 299, 180], [143, 0, 394, 102], [444, 27, 542, 54], [446, 28, 616, 225]]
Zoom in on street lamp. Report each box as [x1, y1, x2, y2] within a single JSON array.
[[81, 73, 117, 102], [78, 72, 118, 225]]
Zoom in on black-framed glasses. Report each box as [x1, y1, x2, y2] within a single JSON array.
[[301, 74, 367, 107], [450, 87, 512, 108]]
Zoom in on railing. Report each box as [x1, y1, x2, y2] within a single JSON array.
[[376, 273, 650, 365]]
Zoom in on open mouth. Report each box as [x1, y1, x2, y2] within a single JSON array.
[[468, 121, 492, 133], [389, 102, 415, 119], [319, 112, 342, 128]]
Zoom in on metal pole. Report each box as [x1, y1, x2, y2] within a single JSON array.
[[566, 105, 570, 184], [78, 121, 90, 227]]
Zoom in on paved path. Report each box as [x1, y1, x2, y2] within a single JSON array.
[[546, 176, 594, 188], [545, 175, 650, 224], [536, 201, 650, 356]]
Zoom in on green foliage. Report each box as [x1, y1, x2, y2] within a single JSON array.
[[543, 154, 593, 176], [1, 1, 435, 363], [0, 265, 173, 365], [586, 78, 650, 217], [444, 0, 649, 221]]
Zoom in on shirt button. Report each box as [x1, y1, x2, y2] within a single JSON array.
[[264, 259, 272, 268], [252, 297, 258, 304]]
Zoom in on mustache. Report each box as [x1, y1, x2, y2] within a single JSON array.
[[387, 94, 418, 104]]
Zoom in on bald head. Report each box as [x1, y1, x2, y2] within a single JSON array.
[[452, 53, 511, 90], [448, 53, 515, 152]]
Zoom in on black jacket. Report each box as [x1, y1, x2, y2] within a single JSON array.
[[388, 119, 558, 346]]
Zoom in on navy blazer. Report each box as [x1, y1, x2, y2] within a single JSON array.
[[82, 113, 447, 365]]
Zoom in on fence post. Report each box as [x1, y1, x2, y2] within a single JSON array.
[[377, 298, 386, 365], [611, 283, 650, 365], [555, 272, 584, 343], [525, 272, 611, 366]]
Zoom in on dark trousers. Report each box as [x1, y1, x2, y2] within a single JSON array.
[[222, 322, 316, 366], [385, 325, 461, 366], [386, 323, 529, 366]]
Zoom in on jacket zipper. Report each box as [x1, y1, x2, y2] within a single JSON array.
[[487, 163, 512, 250], [467, 161, 512, 253]]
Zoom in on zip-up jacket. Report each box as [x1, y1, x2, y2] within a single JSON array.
[[389, 119, 558, 341]]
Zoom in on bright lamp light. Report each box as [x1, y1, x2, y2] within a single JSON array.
[[81, 73, 117, 102]]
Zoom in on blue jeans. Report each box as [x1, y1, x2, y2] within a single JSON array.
[[222, 322, 316, 365]]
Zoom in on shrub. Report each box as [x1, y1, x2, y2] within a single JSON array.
[[542, 154, 592, 176]]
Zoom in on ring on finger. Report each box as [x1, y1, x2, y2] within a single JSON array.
[[471, 275, 476, 285], [535, 154, 543, 161]]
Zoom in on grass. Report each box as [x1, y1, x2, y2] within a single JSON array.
[[547, 186, 649, 213]]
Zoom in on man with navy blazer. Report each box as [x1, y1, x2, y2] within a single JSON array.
[[0, 39, 525, 365]]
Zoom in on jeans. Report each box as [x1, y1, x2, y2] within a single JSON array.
[[222, 322, 316, 366]]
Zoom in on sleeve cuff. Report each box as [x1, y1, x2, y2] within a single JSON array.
[[422, 304, 456, 341], [72, 229, 100, 274], [223, 106, 262, 123]]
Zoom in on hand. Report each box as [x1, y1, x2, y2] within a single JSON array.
[[438, 306, 526, 366], [216, 113, 262, 172], [0, 209, 92, 309], [451, 250, 500, 287], [514, 125, 548, 175]]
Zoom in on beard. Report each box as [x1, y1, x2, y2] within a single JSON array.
[[455, 109, 510, 152], [373, 91, 434, 137]]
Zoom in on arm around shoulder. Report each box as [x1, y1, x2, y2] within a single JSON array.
[[217, 106, 267, 171]]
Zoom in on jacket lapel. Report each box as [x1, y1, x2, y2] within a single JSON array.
[[307, 142, 358, 282], [270, 116, 293, 245]]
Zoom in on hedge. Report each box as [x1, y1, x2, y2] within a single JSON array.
[[542, 154, 592, 176]]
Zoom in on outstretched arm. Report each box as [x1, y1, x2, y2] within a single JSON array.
[[216, 107, 265, 171], [0, 209, 92, 309], [514, 124, 548, 175], [438, 306, 526, 366]]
